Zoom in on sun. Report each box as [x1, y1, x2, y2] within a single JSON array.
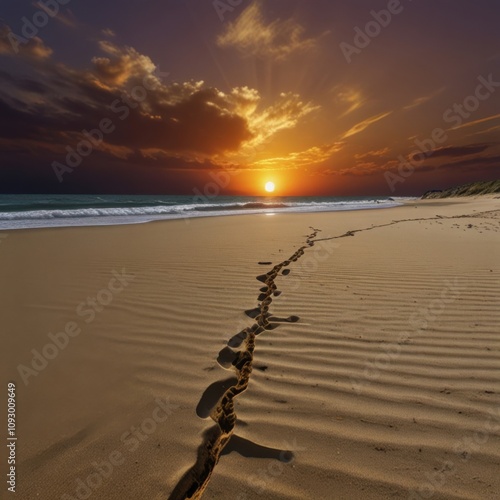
[[264, 181, 275, 193]]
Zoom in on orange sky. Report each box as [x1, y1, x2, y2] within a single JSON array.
[[0, 0, 499, 195]]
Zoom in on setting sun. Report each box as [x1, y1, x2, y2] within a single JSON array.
[[265, 181, 275, 193]]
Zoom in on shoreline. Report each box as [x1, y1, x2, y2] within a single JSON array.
[[0, 196, 412, 232], [0, 196, 484, 235], [2, 194, 497, 233], [1, 197, 499, 499]]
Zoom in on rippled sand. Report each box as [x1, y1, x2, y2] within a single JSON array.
[[1, 197, 499, 499]]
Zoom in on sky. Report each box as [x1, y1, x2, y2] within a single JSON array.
[[0, 0, 499, 196]]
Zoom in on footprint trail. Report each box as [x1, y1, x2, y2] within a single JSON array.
[[168, 209, 500, 498], [168, 227, 321, 500]]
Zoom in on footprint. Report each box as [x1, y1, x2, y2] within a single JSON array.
[[253, 326, 265, 335], [263, 323, 280, 330], [217, 347, 240, 369], [196, 377, 239, 418], [268, 315, 300, 323], [228, 329, 249, 348], [176, 227, 319, 498], [245, 308, 260, 318]]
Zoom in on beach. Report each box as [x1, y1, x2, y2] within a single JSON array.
[[1, 197, 499, 500]]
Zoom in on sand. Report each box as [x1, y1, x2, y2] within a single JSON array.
[[1, 198, 499, 500]]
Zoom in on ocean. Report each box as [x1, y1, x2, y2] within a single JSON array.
[[0, 194, 415, 230]]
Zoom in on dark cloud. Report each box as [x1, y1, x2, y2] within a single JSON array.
[[0, 27, 318, 194], [0, 30, 317, 163], [411, 143, 492, 162], [0, 35, 255, 162], [416, 155, 500, 174], [437, 156, 500, 173]]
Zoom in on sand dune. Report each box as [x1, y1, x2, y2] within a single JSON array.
[[1, 198, 499, 499]]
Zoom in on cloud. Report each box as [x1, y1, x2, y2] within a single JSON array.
[[0, 23, 53, 59], [101, 28, 116, 38], [0, 37, 317, 169], [336, 159, 399, 177], [0, 82, 252, 158], [354, 147, 390, 161], [340, 112, 392, 140], [241, 92, 318, 148], [413, 143, 492, 161], [403, 87, 446, 111], [446, 155, 500, 171], [333, 87, 366, 116], [217, 1, 318, 60], [468, 124, 500, 137], [415, 155, 500, 174], [250, 143, 344, 170], [34, 2, 78, 28], [322, 143, 498, 178], [91, 41, 157, 86], [449, 113, 500, 131]]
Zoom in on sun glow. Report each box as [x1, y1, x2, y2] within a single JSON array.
[[265, 181, 275, 193]]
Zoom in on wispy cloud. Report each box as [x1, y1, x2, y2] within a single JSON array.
[[333, 86, 366, 117], [250, 143, 343, 170], [338, 160, 399, 177], [354, 147, 390, 160], [415, 155, 500, 174], [0, 23, 53, 59], [34, 2, 77, 28], [217, 1, 319, 60], [330, 147, 395, 177], [449, 113, 500, 131], [414, 143, 492, 160], [101, 28, 116, 38], [403, 87, 446, 111], [229, 89, 319, 151], [340, 112, 392, 140], [467, 124, 500, 137]]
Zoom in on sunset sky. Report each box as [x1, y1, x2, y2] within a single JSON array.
[[0, 0, 499, 196]]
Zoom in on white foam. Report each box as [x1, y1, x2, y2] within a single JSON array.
[[0, 198, 414, 231]]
